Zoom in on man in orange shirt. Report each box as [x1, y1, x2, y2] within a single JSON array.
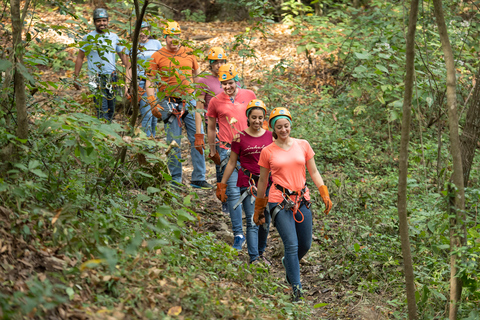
[[145, 21, 211, 189]]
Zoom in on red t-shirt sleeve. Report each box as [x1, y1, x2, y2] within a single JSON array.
[[231, 134, 241, 155], [206, 98, 218, 118], [258, 147, 271, 170]]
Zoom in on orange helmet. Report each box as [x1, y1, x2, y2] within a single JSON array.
[[268, 107, 292, 128], [246, 99, 267, 117], [163, 21, 181, 35], [207, 47, 227, 60], [218, 63, 238, 81]]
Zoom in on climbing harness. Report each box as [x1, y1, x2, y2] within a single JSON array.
[[270, 183, 311, 227], [90, 71, 118, 100], [233, 168, 259, 210], [162, 97, 189, 126]]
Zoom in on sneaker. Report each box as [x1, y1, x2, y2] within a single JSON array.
[[282, 257, 291, 285], [222, 202, 229, 213], [232, 235, 245, 250], [190, 180, 214, 189], [249, 259, 260, 265], [259, 255, 272, 266], [292, 288, 304, 303]]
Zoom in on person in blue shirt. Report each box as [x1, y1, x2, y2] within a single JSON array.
[[125, 21, 162, 138], [74, 8, 129, 122]]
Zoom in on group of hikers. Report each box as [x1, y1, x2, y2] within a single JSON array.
[[74, 8, 333, 302]]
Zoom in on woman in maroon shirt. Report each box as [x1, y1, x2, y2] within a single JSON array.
[[216, 99, 273, 264]]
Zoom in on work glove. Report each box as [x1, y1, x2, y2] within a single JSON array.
[[209, 151, 221, 166], [194, 134, 205, 155], [318, 185, 332, 215], [147, 95, 163, 120], [254, 197, 269, 226], [216, 183, 228, 202], [126, 86, 145, 103]]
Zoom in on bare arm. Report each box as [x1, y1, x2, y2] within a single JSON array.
[[74, 50, 85, 77], [145, 78, 155, 97], [220, 152, 238, 184], [256, 166, 270, 199], [192, 68, 199, 84], [306, 157, 325, 188], [207, 116, 217, 157], [195, 94, 205, 133]]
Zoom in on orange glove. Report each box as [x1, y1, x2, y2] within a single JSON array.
[[209, 151, 221, 166], [318, 185, 332, 215], [216, 183, 228, 202], [126, 86, 145, 103], [254, 197, 268, 226], [147, 95, 163, 119], [194, 134, 205, 155]]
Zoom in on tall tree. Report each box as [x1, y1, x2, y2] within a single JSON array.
[[432, 0, 466, 318], [459, 66, 480, 187], [11, 0, 29, 140], [397, 0, 419, 318]]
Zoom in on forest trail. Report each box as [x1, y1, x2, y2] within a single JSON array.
[[1, 4, 388, 319]]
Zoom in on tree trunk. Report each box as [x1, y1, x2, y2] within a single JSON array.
[[432, 1, 466, 318], [119, 0, 148, 163], [11, 0, 28, 140], [459, 66, 480, 187], [397, 0, 419, 318]]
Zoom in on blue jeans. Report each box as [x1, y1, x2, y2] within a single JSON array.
[[93, 73, 116, 122], [138, 80, 157, 137], [269, 202, 312, 291], [218, 146, 243, 237], [162, 99, 206, 184], [241, 187, 270, 262]]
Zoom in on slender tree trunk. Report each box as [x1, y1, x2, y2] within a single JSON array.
[[432, 1, 466, 318], [459, 66, 480, 187], [11, 0, 28, 140], [119, 0, 149, 163], [397, 0, 419, 318]]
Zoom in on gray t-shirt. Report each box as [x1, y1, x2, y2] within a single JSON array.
[[80, 30, 123, 75]]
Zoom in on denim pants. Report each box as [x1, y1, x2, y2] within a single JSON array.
[[162, 99, 206, 184], [138, 80, 157, 137], [218, 146, 243, 237], [269, 202, 312, 291], [93, 73, 117, 122], [241, 187, 270, 262]]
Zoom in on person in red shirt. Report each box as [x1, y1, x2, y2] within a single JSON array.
[[195, 47, 230, 213], [254, 107, 333, 302], [216, 100, 273, 264], [144, 21, 211, 189], [207, 63, 256, 250]]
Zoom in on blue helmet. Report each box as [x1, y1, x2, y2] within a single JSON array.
[[141, 21, 150, 29]]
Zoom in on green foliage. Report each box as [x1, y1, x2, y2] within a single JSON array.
[[182, 9, 206, 23]]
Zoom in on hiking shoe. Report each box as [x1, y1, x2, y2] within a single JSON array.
[[292, 288, 304, 303], [170, 181, 183, 191], [259, 255, 272, 266], [222, 202, 229, 213], [190, 180, 214, 189], [232, 235, 245, 250], [282, 257, 291, 285]]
